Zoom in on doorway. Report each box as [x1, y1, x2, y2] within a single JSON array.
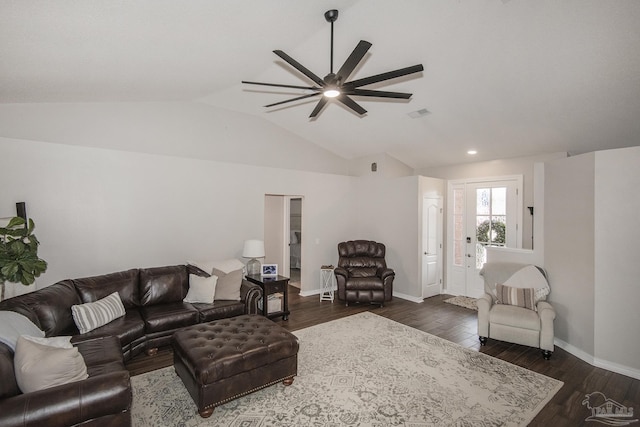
[[422, 196, 443, 298], [263, 195, 303, 288], [446, 176, 522, 297]]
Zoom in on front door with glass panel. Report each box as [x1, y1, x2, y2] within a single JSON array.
[[447, 177, 522, 297], [465, 182, 518, 296]]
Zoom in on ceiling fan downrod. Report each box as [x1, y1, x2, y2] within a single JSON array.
[[325, 10, 338, 75]]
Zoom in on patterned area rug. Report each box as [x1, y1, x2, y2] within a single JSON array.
[[443, 295, 479, 311], [131, 312, 562, 426]]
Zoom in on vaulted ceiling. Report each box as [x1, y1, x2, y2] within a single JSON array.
[[2, 0, 639, 169]]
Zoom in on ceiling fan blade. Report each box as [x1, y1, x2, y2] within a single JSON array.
[[264, 92, 321, 108], [242, 81, 320, 91], [309, 97, 329, 118], [346, 64, 424, 88], [273, 50, 325, 86], [346, 89, 412, 99], [337, 95, 367, 115], [335, 40, 372, 82]]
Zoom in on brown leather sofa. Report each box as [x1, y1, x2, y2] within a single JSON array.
[[0, 264, 262, 427], [334, 240, 395, 306]]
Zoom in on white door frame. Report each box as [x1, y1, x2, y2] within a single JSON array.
[[445, 175, 523, 296], [282, 196, 303, 280]]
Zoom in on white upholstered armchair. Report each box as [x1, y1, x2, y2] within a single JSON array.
[[477, 262, 556, 359]]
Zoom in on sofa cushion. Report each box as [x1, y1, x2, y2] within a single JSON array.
[[191, 300, 245, 323], [139, 265, 188, 306], [490, 304, 541, 330], [344, 276, 384, 290], [74, 268, 140, 309], [139, 302, 199, 333], [14, 335, 88, 393], [74, 336, 126, 376], [71, 310, 144, 348], [349, 267, 378, 278], [71, 292, 126, 334], [15, 280, 81, 336]]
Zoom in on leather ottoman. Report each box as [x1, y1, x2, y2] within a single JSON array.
[[171, 314, 298, 418]]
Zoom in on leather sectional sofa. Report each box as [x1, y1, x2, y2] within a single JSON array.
[[0, 264, 262, 427]]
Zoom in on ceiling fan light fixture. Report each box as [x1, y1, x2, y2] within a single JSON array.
[[323, 88, 340, 98]]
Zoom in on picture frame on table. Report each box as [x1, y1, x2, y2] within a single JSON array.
[[261, 264, 278, 277]]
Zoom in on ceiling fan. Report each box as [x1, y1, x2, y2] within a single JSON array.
[[242, 9, 424, 118]]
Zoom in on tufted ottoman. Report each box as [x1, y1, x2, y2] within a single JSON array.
[[171, 314, 299, 418]]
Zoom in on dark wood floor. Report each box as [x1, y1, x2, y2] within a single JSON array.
[[126, 287, 639, 426]]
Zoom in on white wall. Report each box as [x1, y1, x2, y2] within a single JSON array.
[[0, 102, 350, 175], [594, 147, 640, 375], [419, 152, 566, 250], [544, 152, 596, 357], [263, 195, 285, 268], [348, 153, 414, 178], [0, 136, 356, 296], [350, 175, 444, 302]]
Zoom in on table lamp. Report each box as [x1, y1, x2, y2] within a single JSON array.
[[242, 239, 265, 276]]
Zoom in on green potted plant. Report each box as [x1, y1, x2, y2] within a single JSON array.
[[0, 216, 48, 301]]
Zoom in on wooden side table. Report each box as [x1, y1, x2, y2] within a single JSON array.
[[245, 274, 290, 321]]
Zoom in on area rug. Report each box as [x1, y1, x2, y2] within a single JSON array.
[[131, 312, 562, 426], [444, 295, 479, 311]]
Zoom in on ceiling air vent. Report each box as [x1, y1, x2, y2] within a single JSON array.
[[408, 108, 430, 118]]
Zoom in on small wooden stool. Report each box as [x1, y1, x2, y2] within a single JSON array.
[[172, 314, 298, 418]]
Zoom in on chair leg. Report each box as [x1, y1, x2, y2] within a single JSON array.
[[542, 350, 552, 360], [479, 336, 488, 346]]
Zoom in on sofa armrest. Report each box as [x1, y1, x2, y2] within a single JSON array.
[[0, 371, 131, 427], [537, 300, 556, 352], [477, 293, 493, 338], [334, 267, 348, 301], [379, 268, 395, 281], [334, 267, 348, 279], [241, 280, 262, 315]]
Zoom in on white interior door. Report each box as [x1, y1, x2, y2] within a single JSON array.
[[422, 197, 442, 298]]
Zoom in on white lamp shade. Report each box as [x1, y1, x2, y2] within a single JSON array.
[[242, 240, 265, 258]]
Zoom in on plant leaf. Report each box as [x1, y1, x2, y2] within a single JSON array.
[[7, 217, 25, 229]]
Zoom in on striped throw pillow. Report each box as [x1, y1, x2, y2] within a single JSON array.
[[71, 292, 126, 334], [495, 284, 536, 310]]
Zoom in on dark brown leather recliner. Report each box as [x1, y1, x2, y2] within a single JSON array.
[[334, 240, 395, 306]]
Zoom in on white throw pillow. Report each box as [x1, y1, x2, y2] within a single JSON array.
[[14, 335, 88, 393], [71, 291, 126, 334], [184, 274, 218, 303], [0, 311, 44, 351]]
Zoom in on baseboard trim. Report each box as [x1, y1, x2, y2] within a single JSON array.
[[593, 357, 640, 381], [555, 338, 640, 380], [300, 289, 422, 303], [392, 292, 423, 303], [554, 338, 595, 364]]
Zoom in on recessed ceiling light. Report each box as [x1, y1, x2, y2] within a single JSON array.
[[467, 150, 478, 155]]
